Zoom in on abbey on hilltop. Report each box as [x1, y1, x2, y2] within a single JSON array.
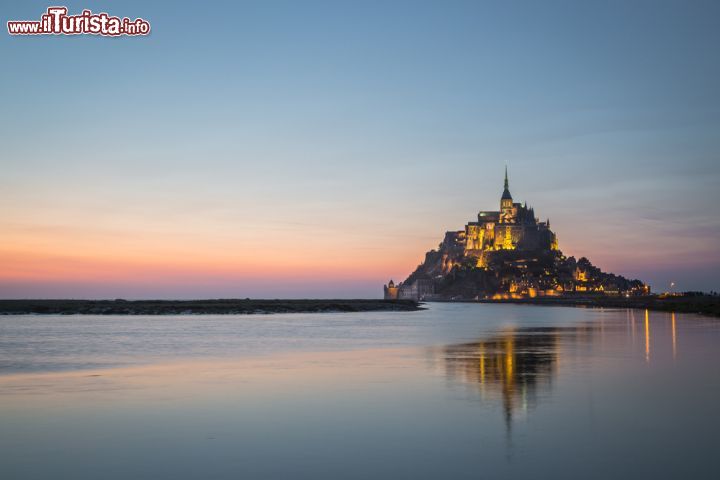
[[453, 166, 557, 261], [385, 169, 647, 301]]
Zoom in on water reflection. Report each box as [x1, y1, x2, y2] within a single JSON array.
[[436, 325, 598, 429], [671, 312, 677, 360], [1, 306, 718, 480], [645, 309, 651, 362], [434, 309, 695, 433]]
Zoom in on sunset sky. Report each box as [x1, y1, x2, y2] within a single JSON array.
[[2, 0, 719, 298]]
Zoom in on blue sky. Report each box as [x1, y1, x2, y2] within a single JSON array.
[[1, 0, 719, 297]]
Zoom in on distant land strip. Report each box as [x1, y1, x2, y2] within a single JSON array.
[[0, 299, 423, 315], [474, 294, 720, 317]]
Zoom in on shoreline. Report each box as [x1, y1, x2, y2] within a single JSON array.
[[465, 295, 720, 317], [0, 299, 422, 315], [2, 296, 717, 317]]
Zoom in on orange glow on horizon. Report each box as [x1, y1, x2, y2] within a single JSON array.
[[0, 219, 427, 287]]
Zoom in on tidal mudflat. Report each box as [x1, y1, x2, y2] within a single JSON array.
[[1, 303, 718, 479]]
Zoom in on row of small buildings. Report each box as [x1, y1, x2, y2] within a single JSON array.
[[384, 271, 650, 301]]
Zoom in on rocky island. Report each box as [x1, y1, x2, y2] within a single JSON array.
[[383, 170, 720, 317], [385, 169, 648, 301]]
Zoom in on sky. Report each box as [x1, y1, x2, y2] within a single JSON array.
[[1, 0, 719, 298]]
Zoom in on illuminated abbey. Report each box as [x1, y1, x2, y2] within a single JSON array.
[[385, 169, 646, 301], [450, 167, 557, 266]]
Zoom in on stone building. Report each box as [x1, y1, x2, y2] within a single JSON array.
[[397, 278, 434, 300], [383, 278, 434, 301], [385, 169, 557, 300], [425, 168, 558, 274], [463, 167, 558, 260], [383, 280, 399, 300]]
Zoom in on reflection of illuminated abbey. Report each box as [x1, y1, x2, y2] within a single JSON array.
[[384, 169, 647, 301], [434, 311, 669, 429], [438, 327, 565, 428]]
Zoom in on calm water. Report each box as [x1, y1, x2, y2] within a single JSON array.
[[1, 303, 719, 479]]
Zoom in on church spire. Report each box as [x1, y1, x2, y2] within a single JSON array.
[[501, 166, 512, 201]]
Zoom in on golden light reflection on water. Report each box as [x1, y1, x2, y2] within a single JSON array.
[[478, 345, 485, 388], [672, 312, 677, 360], [433, 311, 685, 430], [435, 326, 599, 429], [645, 309, 651, 363]]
